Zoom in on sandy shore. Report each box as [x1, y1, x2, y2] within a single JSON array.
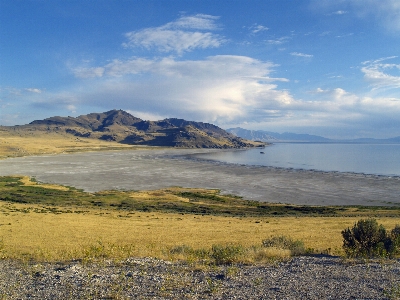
[[1, 148, 399, 206]]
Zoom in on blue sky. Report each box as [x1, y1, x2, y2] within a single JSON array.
[[1, 0, 400, 139]]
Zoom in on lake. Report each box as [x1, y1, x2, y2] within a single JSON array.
[[192, 143, 400, 177], [1, 147, 399, 205]]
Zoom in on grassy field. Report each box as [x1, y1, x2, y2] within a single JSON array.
[[1, 132, 399, 263], [0, 128, 141, 159], [0, 176, 399, 263]]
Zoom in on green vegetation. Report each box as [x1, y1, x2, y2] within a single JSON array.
[[168, 244, 246, 265], [262, 236, 307, 256], [1, 176, 399, 218], [342, 219, 400, 258], [1, 176, 400, 263]]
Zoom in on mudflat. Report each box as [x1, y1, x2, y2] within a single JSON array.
[[0, 148, 399, 206]]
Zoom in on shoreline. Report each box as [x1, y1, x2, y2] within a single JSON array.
[[1, 148, 400, 206], [180, 150, 400, 180], [183, 144, 400, 178]]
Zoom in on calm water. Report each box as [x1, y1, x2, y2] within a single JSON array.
[[193, 143, 400, 176]]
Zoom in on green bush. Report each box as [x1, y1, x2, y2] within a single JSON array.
[[210, 244, 244, 265], [262, 235, 306, 256], [342, 219, 399, 258], [169, 244, 242, 263], [388, 225, 400, 256]]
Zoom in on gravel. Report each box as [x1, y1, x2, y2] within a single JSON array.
[[1, 256, 399, 299]]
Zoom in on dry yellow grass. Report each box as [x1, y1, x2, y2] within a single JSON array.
[[0, 129, 139, 159], [16, 176, 70, 191], [0, 201, 398, 262], [1, 133, 398, 263]]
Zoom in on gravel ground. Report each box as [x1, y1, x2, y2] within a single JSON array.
[[1, 256, 399, 299]]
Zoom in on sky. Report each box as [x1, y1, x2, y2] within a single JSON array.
[[1, 0, 400, 139]]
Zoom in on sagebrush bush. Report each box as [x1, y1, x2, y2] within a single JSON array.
[[210, 245, 244, 265], [342, 219, 399, 258], [388, 225, 400, 256], [262, 236, 306, 256], [168, 244, 244, 265]]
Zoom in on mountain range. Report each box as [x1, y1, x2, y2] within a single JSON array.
[[2, 110, 263, 149], [226, 127, 400, 143]]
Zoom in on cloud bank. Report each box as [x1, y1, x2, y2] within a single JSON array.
[[66, 52, 400, 137], [72, 55, 292, 123]]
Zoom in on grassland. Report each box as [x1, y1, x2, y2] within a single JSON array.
[[1, 130, 399, 263], [0, 175, 399, 263], [0, 128, 141, 159]]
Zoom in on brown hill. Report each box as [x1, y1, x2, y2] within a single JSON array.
[[4, 110, 264, 149]]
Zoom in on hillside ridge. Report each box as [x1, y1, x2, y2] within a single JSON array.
[[4, 110, 263, 149]]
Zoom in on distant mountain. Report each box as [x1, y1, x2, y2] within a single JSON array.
[[227, 127, 331, 142], [4, 110, 263, 149], [227, 127, 400, 143], [388, 136, 400, 143], [226, 128, 278, 142], [347, 137, 400, 144]]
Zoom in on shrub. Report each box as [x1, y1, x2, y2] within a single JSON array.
[[388, 225, 400, 256], [262, 235, 306, 256], [210, 244, 244, 265], [341, 219, 399, 258]]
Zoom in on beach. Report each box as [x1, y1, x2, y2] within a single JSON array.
[[1, 148, 399, 206]]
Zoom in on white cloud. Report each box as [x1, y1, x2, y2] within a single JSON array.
[[246, 76, 289, 82], [122, 14, 226, 54], [163, 14, 220, 30], [65, 53, 400, 138], [253, 86, 400, 138], [74, 67, 105, 78], [66, 104, 77, 113], [335, 33, 354, 38], [310, 88, 400, 120], [126, 110, 166, 121], [266, 36, 291, 45], [361, 56, 400, 89], [250, 24, 269, 34], [68, 55, 293, 123], [11, 53, 400, 138], [74, 55, 278, 80], [290, 52, 313, 58], [25, 88, 42, 93], [332, 10, 348, 15]]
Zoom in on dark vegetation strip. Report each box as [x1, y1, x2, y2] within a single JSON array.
[[0, 176, 399, 217]]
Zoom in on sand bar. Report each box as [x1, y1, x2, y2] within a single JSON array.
[[0, 148, 399, 206]]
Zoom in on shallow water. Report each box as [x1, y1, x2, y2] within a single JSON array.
[[1, 149, 399, 206], [193, 143, 400, 176]]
